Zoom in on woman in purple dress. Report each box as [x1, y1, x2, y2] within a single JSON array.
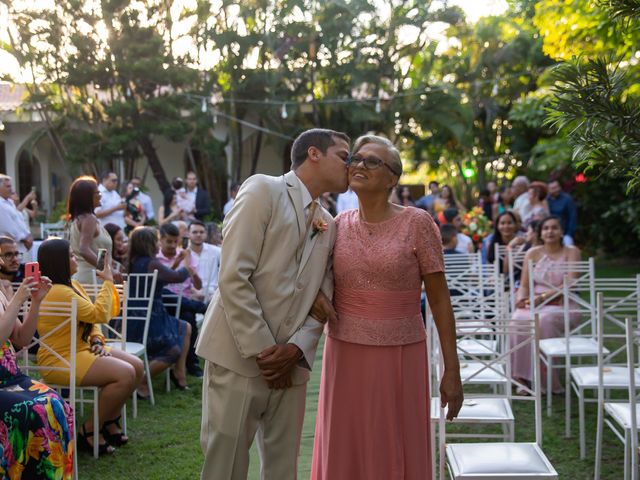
[[311, 135, 463, 480]]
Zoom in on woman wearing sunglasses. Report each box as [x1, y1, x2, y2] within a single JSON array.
[[311, 135, 463, 479]]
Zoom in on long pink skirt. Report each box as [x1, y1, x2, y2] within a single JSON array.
[[311, 336, 431, 480]]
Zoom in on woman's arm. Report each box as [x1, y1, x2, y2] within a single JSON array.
[[77, 215, 99, 267], [423, 272, 463, 420], [0, 280, 34, 344], [148, 258, 190, 284], [515, 249, 536, 308], [11, 278, 52, 348]]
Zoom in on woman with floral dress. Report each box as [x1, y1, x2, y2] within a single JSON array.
[[0, 258, 74, 479]]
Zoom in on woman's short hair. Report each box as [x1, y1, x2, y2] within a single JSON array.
[[536, 215, 564, 244], [128, 227, 158, 272], [38, 238, 72, 287], [352, 135, 402, 176], [68, 176, 98, 220], [529, 181, 548, 201]]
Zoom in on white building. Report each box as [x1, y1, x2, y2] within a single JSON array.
[[0, 83, 290, 227]]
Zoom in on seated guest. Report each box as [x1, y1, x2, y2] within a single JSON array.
[[440, 208, 474, 253], [127, 227, 192, 391], [188, 220, 221, 300], [510, 216, 581, 393], [0, 236, 25, 282], [104, 223, 128, 273], [440, 224, 460, 255], [37, 239, 143, 454], [156, 223, 206, 378], [482, 211, 520, 272], [0, 262, 74, 478]]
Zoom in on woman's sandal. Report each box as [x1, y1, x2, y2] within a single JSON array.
[[101, 416, 129, 446], [79, 424, 115, 455], [170, 369, 190, 391]]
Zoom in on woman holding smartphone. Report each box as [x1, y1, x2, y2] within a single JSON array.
[[37, 238, 143, 455], [67, 176, 119, 283]]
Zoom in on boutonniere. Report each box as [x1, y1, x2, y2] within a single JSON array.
[[311, 218, 328, 239]]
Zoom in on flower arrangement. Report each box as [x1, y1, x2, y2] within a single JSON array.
[[461, 207, 492, 248], [311, 218, 328, 239]]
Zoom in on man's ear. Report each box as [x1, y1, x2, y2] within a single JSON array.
[[307, 146, 321, 162]]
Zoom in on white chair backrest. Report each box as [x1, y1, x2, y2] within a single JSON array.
[[441, 315, 543, 445], [528, 257, 596, 337], [40, 221, 67, 240], [20, 300, 78, 397], [507, 247, 528, 313], [162, 287, 183, 318], [80, 281, 127, 346], [624, 316, 639, 478], [595, 274, 640, 337], [124, 271, 158, 346]]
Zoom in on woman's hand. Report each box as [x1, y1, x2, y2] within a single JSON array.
[[14, 277, 38, 304], [515, 297, 528, 309], [90, 342, 111, 357], [31, 276, 52, 303], [96, 251, 114, 283], [440, 369, 464, 421]]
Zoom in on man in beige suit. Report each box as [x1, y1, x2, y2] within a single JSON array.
[[196, 128, 350, 479]]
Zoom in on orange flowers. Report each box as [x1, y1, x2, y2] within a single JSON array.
[[311, 219, 328, 239]]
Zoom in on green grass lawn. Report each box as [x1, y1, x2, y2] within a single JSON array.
[[78, 262, 639, 479]]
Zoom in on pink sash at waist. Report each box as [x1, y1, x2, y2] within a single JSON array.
[[328, 288, 425, 346]]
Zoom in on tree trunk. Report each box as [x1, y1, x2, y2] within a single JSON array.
[[250, 121, 263, 176], [138, 136, 170, 193]]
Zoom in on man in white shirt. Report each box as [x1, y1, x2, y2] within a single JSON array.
[[95, 171, 126, 229], [511, 175, 531, 220], [188, 220, 221, 299], [222, 182, 241, 217], [0, 175, 33, 255], [335, 187, 359, 213], [130, 176, 155, 221]]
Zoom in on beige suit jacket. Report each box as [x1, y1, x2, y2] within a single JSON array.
[[195, 171, 334, 384]]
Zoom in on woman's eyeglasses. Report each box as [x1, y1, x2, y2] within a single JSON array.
[[347, 154, 401, 176]]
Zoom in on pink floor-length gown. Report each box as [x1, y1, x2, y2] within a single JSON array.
[[311, 207, 444, 480], [510, 252, 581, 392]]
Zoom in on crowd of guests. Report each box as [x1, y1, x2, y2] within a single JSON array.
[[0, 170, 223, 476]]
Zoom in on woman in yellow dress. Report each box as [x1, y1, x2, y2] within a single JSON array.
[[37, 238, 143, 454]]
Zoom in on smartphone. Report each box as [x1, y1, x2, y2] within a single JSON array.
[[182, 237, 189, 249], [96, 248, 107, 271], [25, 262, 40, 283], [31, 186, 37, 194]]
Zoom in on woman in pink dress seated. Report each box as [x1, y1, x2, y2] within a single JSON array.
[[311, 135, 463, 480], [510, 215, 581, 393]]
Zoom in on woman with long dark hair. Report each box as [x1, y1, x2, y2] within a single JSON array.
[[37, 238, 143, 454], [127, 227, 192, 394], [67, 176, 116, 283], [510, 215, 581, 393], [434, 184, 465, 213], [483, 211, 520, 271], [104, 223, 128, 273]]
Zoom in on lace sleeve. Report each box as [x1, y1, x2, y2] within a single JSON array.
[[412, 209, 444, 275]]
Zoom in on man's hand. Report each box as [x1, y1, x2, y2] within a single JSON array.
[[440, 369, 464, 421], [23, 235, 33, 250], [310, 290, 336, 324], [267, 372, 292, 390], [256, 344, 301, 387]]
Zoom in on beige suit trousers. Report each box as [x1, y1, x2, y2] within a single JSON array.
[[200, 361, 307, 480]]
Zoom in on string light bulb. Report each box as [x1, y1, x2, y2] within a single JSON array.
[[201, 98, 207, 113], [212, 111, 218, 124], [281, 103, 288, 119], [375, 98, 381, 114]]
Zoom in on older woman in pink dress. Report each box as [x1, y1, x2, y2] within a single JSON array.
[[310, 135, 463, 480]]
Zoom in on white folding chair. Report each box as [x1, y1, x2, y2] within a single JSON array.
[[19, 299, 81, 471], [161, 286, 183, 392], [40, 221, 67, 239], [444, 314, 558, 479], [528, 258, 600, 420], [595, 315, 639, 480], [507, 247, 528, 314], [110, 271, 158, 414], [571, 290, 640, 459]]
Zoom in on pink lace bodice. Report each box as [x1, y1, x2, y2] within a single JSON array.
[[328, 207, 444, 346]]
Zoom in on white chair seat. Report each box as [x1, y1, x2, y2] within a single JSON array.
[[457, 338, 498, 357], [460, 361, 507, 384], [446, 442, 558, 478], [605, 402, 640, 429], [539, 337, 606, 357], [431, 397, 513, 422], [108, 341, 145, 357], [571, 366, 640, 388]]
